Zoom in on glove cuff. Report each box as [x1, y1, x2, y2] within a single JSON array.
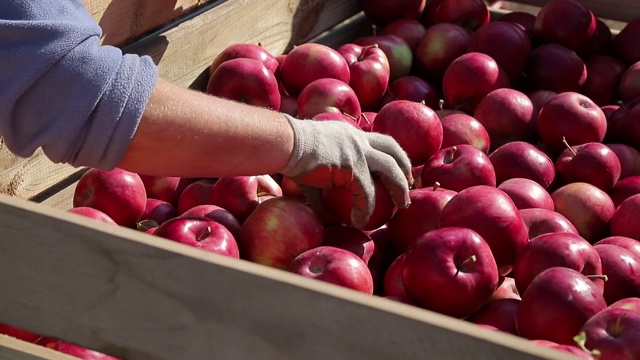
[[281, 114, 315, 177]]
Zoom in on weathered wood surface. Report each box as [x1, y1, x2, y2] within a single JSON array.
[[83, 0, 213, 46], [0, 194, 580, 360]]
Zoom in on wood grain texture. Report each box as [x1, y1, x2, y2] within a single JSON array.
[[83, 0, 212, 46], [123, 0, 363, 89], [0, 194, 578, 360]]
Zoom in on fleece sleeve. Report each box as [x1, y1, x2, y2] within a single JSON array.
[[0, 0, 159, 169]]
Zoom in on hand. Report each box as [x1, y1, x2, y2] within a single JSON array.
[[281, 114, 414, 229]]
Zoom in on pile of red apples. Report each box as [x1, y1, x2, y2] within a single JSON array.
[[7, 0, 640, 358]]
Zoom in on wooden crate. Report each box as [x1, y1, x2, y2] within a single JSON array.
[[1, 0, 639, 359]]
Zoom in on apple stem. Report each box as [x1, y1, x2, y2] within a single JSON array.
[[562, 136, 577, 156], [342, 111, 358, 121], [358, 44, 379, 61], [433, 181, 441, 191], [573, 331, 601, 357], [448, 146, 458, 163], [438, 99, 445, 110], [360, 112, 371, 125], [196, 226, 212, 241], [455, 255, 477, 276], [257, 41, 263, 47], [586, 274, 608, 282], [136, 219, 159, 232]]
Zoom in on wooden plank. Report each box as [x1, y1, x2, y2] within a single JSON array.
[[82, 0, 213, 46], [124, 0, 363, 89], [0, 147, 82, 201], [0, 194, 579, 360], [0, 336, 77, 360], [507, 0, 640, 23]]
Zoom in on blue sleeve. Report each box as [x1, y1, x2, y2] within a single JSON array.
[[0, 0, 159, 169]]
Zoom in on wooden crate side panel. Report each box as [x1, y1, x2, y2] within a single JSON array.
[[0, 147, 81, 201], [0, 195, 577, 360], [508, 0, 640, 23], [82, 0, 213, 46], [124, 0, 363, 89]]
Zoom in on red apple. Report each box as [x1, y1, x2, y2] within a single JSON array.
[[296, 78, 361, 119], [536, 91, 607, 154], [488, 141, 556, 188], [595, 236, 640, 261], [423, 0, 490, 32], [383, 253, 408, 298], [555, 141, 622, 191], [208, 42, 278, 75], [497, 177, 554, 211], [380, 75, 441, 110], [576, 307, 640, 360], [138, 175, 193, 206], [176, 179, 217, 215], [414, 22, 472, 83], [354, 34, 413, 82], [279, 43, 350, 96], [516, 267, 607, 345], [530, 340, 595, 359], [439, 113, 491, 153], [240, 197, 324, 269], [180, 204, 242, 241], [532, 0, 596, 54], [495, 11, 536, 40], [469, 21, 532, 84], [311, 112, 359, 128], [67, 206, 118, 226], [386, 183, 457, 253], [519, 207, 580, 240], [206, 58, 281, 110], [442, 52, 510, 114], [594, 244, 640, 304], [468, 298, 520, 335], [608, 297, 640, 313], [582, 55, 626, 106], [139, 198, 177, 226], [523, 43, 587, 93], [613, 18, 640, 65], [513, 231, 604, 295], [473, 87, 537, 150], [153, 216, 240, 258], [403, 227, 499, 318], [288, 246, 374, 295], [371, 100, 443, 165], [552, 182, 615, 243], [439, 185, 529, 276], [322, 224, 376, 265], [337, 43, 390, 111], [360, 0, 426, 26], [619, 61, 640, 103], [606, 144, 640, 180], [380, 19, 427, 52], [421, 144, 496, 192], [321, 177, 397, 231], [210, 175, 282, 223], [73, 167, 147, 228], [610, 194, 640, 241], [489, 276, 521, 301]]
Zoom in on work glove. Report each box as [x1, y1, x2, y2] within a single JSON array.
[[281, 114, 413, 229]]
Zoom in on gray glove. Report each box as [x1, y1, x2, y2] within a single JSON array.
[[281, 114, 413, 229]]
